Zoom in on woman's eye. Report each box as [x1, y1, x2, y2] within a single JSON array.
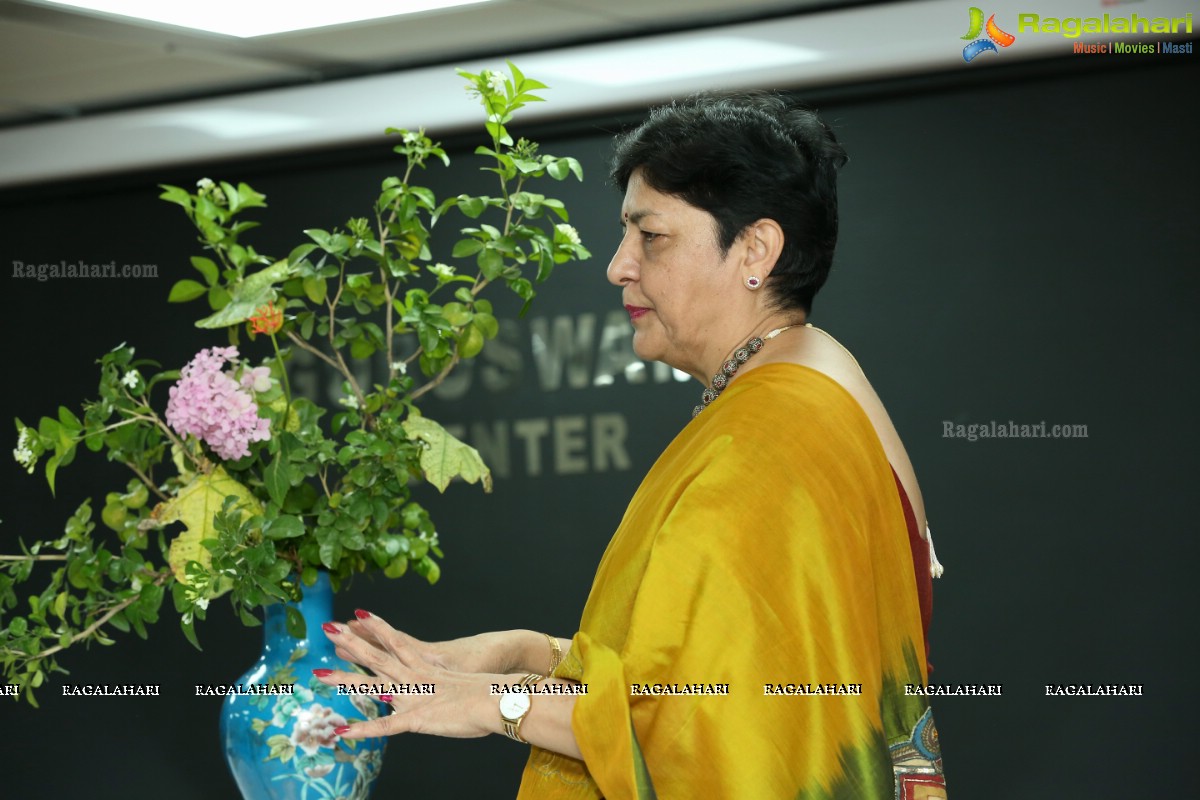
[[641, 231, 660, 243]]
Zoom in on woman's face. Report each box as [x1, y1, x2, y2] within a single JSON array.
[[608, 169, 739, 378]]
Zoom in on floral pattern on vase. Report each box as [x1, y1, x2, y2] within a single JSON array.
[[221, 573, 386, 799]]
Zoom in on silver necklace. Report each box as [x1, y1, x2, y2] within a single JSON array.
[[692, 324, 804, 417]]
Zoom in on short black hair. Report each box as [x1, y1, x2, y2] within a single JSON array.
[[611, 92, 848, 313]]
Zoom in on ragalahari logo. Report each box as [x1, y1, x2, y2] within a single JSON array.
[[961, 7, 1016, 62]]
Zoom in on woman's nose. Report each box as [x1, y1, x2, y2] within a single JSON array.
[[607, 235, 637, 287]]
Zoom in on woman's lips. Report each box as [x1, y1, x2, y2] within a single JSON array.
[[625, 305, 650, 321]]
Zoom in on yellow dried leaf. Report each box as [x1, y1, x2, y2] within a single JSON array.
[[159, 466, 262, 590]]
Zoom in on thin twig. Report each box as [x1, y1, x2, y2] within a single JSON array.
[[0, 554, 67, 562], [124, 461, 168, 502], [286, 331, 340, 372], [116, 388, 202, 472], [410, 351, 462, 401], [322, 269, 371, 424], [22, 571, 171, 661]]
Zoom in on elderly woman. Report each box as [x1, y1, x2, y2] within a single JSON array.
[[314, 93, 946, 799]]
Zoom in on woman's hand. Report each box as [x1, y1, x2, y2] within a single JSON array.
[[339, 614, 556, 676], [315, 612, 504, 739], [315, 611, 584, 758]]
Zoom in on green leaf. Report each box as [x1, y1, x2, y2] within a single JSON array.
[[442, 302, 471, 327], [340, 529, 366, 551], [52, 591, 68, 620], [208, 284, 231, 311], [264, 515, 305, 539], [191, 257, 220, 286], [418, 324, 441, 354], [158, 184, 192, 209], [181, 617, 202, 651], [57, 406, 82, 432], [563, 157, 584, 181], [168, 279, 207, 303], [195, 259, 294, 329], [284, 606, 306, 640], [401, 415, 492, 493], [45, 453, 61, 496], [452, 238, 483, 258], [302, 277, 327, 304], [418, 556, 441, 585], [236, 182, 267, 209], [264, 452, 290, 508], [478, 248, 503, 279], [459, 324, 485, 359], [473, 312, 499, 339], [318, 539, 342, 569], [457, 195, 486, 218]]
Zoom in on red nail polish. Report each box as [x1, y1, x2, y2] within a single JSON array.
[[321, 622, 340, 634], [334, 725, 351, 735], [354, 609, 371, 620], [312, 668, 333, 678], [378, 694, 394, 703]]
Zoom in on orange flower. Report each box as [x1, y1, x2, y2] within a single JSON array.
[[249, 302, 283, 335]]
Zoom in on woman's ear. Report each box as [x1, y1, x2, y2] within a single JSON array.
[[741, 218, 785, 279]]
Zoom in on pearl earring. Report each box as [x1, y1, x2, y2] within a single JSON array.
[[745, 276, 762, 290]]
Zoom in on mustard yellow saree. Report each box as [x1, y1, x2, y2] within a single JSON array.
[[518, 363, 944, 799]]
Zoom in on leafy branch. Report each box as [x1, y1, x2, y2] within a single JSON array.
[[2, 62, 589, 706]]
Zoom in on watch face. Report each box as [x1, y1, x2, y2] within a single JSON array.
[[499, 691, 531, 720]]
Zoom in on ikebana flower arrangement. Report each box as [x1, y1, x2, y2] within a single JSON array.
[[1, 62, 589, 707]]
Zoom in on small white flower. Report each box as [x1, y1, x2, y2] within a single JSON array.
[[12, 428, 35, 472], [195, 597, 210, 611], [12, 445, 34, 470], [181, 611, 194, 625], [390, 361, 408, 375], [196, 178, 215, 191], [428, 263, 455, 282], [130, 576, 143, 592], [556, 223, 581, 246], [485, 70, 506, 94], [338, 395, 359, 410], [121, 370, 140, 389]]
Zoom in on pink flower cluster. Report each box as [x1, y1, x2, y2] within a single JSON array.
[[165, 346, 270, 460]]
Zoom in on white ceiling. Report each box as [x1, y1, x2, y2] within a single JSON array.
[[0, 0, 1195, 187], [0, 0, 835, 125]]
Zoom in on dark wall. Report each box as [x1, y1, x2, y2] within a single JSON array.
[[1, 54, 1196, 798]]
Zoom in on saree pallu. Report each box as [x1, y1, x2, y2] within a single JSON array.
[[517, 363, 944, 799]]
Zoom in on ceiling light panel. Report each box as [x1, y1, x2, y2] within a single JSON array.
[[28, 0, 496, 38]]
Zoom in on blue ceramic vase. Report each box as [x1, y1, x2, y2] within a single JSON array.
[[221, 573, 386, 799]]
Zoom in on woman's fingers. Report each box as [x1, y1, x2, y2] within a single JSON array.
[[344, 611, 430, 669], [346, 609, 414, 651], [323, 621, 407, 675], [309, 666, 388, 705], [334, 710, 414, 740]]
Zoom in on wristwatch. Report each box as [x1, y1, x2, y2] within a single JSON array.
[[499, 673, 542, 743]]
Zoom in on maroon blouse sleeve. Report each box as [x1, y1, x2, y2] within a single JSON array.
[[891, 466, 934, 674]]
